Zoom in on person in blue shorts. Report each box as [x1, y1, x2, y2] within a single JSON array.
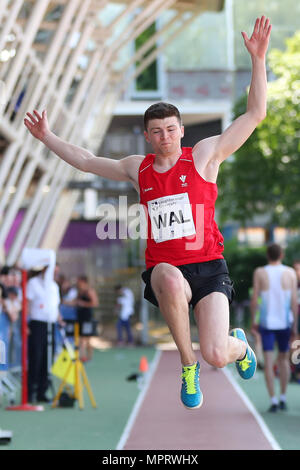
[[251, 244, 298, 412]]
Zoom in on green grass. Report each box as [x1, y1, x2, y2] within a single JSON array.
[[0, 347, 155, 450], [228, 363, 300, 450]]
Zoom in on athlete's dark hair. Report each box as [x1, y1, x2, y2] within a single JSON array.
[[143, 102, 182, 130], [267, 243, 283, 262]]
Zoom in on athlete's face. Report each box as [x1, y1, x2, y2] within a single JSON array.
[[144, 116, 184, 155]]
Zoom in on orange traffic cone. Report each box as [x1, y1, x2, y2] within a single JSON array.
[[139, 356, 149, 373]]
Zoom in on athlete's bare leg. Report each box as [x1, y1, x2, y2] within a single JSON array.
[[277, 351, 290, 396], [150, 263, 196, 366], [263, 351, 276, 398], [194, 292, 246, 368]]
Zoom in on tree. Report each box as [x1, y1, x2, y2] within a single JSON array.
[[135, 23, 158, 91], [218, 31, 300, 237]]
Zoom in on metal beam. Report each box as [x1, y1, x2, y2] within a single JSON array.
[[117, 9, 201, 94], [4, 0, 51, 102], [0, 0, 225, 260]]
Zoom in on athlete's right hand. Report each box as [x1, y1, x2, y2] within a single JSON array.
[[24, 109, 49, 141]]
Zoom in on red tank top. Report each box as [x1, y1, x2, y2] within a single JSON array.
[[139, 147, 224, 269]]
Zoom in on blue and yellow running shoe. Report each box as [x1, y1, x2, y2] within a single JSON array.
[[181, 361, 203, 409], [230, 328, 257, 380]]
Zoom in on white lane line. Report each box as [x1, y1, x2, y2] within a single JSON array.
[[222, 366, 281, 450], [116, 349, 162, 450]]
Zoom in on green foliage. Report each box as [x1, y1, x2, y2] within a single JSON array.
[[224, 236, 300, 305], [135, 23, 158, 91], [224, 239, 267, 303], [283, 236, 300, 266], [218, 30, 300, 229]]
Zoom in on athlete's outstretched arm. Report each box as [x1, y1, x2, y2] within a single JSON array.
[[24, 109, 142, 183], [194, 16, 271, 164]]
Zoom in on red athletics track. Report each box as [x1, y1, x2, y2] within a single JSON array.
[[121, 350, 278, 450]]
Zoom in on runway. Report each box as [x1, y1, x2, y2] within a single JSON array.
[[121, 349, 278, 450]]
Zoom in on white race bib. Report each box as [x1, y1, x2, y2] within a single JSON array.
[[147, 193, 196, 243]]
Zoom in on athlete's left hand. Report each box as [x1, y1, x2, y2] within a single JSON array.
[[242, 16, 272, 59]]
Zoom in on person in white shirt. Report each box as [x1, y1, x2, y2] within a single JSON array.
[[115, 285, 135, 346], [251, 244, 298, 412], [26, 265, 61, 403]]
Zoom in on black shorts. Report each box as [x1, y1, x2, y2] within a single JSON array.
[[77, 308, 93, 324], [141, 259, 235, 309]]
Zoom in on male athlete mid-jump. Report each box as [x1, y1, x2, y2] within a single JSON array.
[[24, 16, 272, 409]]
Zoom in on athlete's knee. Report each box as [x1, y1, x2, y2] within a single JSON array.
[[151, 263, 184, 297], [202, 346, 228, 369], [277, 351, 289, 363]]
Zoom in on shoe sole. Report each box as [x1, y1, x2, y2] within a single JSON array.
[[182, 394, 204, 410]]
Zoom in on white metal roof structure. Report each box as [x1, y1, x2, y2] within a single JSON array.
[[0, 0, 224, 264]]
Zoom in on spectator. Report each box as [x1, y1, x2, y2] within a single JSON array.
[[251, 244, 298, 412], [0, 267, 10, 370], [0, 266, 10, 292], [8, 267, 22, 299], [4, 287, 22, 366], [0, 267, 9, 373], [54, 263, 61, 284], [57, 275, 77, 320], [0, 268, 8, 303], [293, 260, 300, 334], [292, 260, 300, 381], [5, 288, 20, 319], [76, 276, 99, 362], [115, 285, 135, 347], [59, 276, 78, 304], [26, 264, 61, 403]]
